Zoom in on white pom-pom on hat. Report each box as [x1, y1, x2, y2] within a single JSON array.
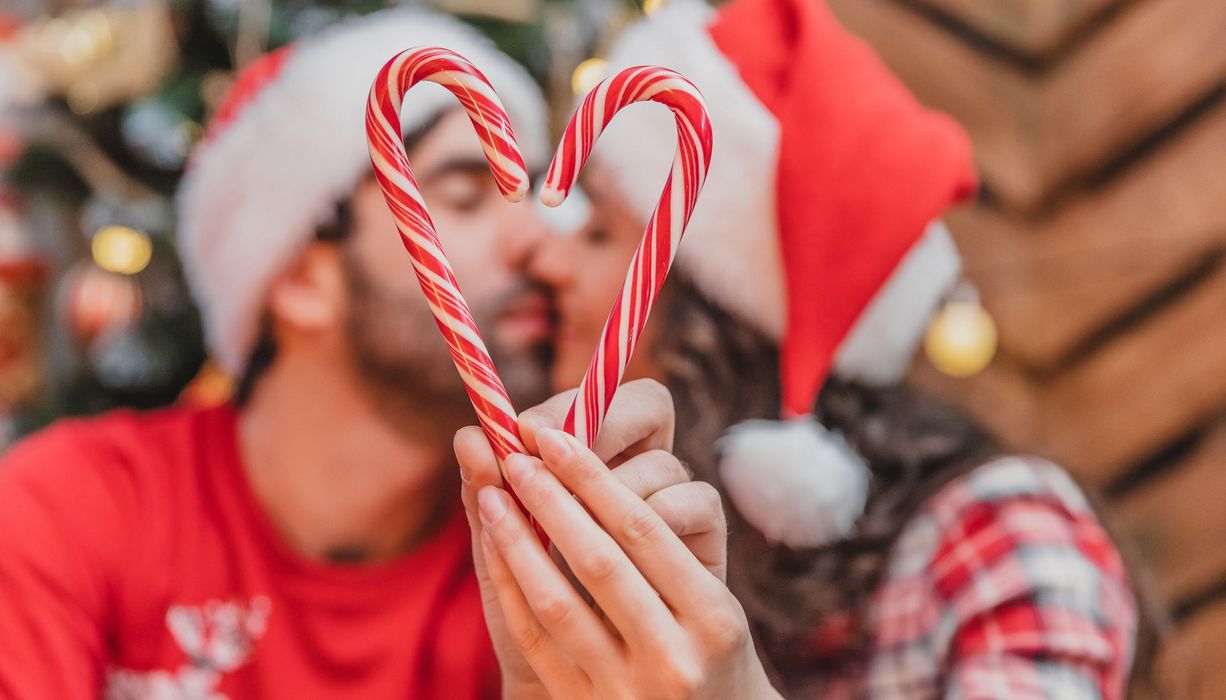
[[718, 419, 870, 549]]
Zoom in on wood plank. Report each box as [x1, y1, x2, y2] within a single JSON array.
[[916, 0, 1121, 56], [1039, 267, 1226, 484], [947, 103, 1226, 370], [1158, 602, 1226, 699], [827, 0, 1043, 207], [1113, 425, 1226, 605], [829, 0, 1226, 211], [1041, 0, 1226, 194]]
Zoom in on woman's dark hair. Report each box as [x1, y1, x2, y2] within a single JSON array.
[[653, 272, 1164, 696]]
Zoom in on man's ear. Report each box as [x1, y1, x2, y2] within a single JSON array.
[[266, 243, 347, 333]]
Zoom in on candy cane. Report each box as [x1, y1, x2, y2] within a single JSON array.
[[542, 66, 714, 448], [366, 51, 712, 461], [365, 47, 530, 461]]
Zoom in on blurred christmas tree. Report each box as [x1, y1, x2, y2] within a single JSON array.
[[0, 0, 646, 447]]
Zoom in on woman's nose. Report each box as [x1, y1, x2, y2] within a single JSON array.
[[498, 199, 551, 271], [527, 230, 574, 289]]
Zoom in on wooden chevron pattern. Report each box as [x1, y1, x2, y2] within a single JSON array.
[[826, 0, 1226, 694]]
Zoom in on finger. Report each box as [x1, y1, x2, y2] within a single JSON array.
[[477, 485, 624, 666], [479, 529, 595, 698], [519, 378, 675, 464], [455, 427, 503, 580], [533, 429, 728, 614], [503, 451, 683, 649], [455, 426, 506, 492], [646, 481, 727, 582], [516, 389, 576, 455], [610, 449, 691, 500]]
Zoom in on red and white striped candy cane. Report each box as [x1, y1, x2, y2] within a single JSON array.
[[542, 66, 714, 448], [365, 47, 530, 461]]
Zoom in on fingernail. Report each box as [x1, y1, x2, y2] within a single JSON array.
[[504, 453, 535, 487], [458, 459, 472, 484], [538, 429, 573, 463], [477, 486, 510, 525]]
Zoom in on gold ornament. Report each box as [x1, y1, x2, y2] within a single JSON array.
[[91, 225, 153, 276], [924, 301, 998, 378], [643, 0, 669, 16], [571, 58, 609, 96]]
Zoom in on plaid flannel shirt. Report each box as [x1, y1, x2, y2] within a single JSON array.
[[819, 456, 1137, 699]]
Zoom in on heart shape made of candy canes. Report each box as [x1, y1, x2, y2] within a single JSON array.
[[366, 46, 712, 464]]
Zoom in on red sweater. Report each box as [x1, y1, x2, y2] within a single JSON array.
[[0, 404, 499, 699]]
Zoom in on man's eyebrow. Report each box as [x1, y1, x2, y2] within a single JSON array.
[[416, 157, 495, 187]]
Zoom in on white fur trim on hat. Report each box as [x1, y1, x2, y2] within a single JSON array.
[[833, 220, 961, 384], [591, 0, 786, 340], [718, 418, 870, 549], [177, 8, 548, 375]]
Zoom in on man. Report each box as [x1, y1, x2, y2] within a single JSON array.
[[0, 8, 756, 698]]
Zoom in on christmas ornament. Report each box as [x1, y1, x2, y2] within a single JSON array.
[[59, 261, 143, 343], [643, 0, 670, 17], [569, 57, 607, 95], [924, 286, 998, 378], [91, 225, 153, 276], [366, 48, 711, 457]]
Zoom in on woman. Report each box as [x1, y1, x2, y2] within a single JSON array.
[[530, 0, 1146, 696]]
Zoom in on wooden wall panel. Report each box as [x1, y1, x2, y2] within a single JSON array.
[[827, 0, 1042, 207], [829, 0, 1226, 211], [1159, 603, 1226, 699], [916, 0, 1121, 55], [1041, 0, 1226, 194], [949, 103, 1226, 370], [1040, 268, 1226, 484], [838, 0, 1226, 691], [1115, 426, 1226, 604]]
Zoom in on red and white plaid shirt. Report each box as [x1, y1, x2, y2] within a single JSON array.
[[820, 456, 1137, 699]]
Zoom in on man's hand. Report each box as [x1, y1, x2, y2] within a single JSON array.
[[455, 379, 779, 699]]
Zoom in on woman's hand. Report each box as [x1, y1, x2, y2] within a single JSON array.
[[456, 379, 779, 699]]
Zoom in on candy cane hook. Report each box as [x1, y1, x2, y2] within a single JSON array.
[[542, 65, 714, 448], [365, 46, 530, 461]]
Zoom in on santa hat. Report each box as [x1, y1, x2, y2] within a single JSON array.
[[593, 0, 977, 548], [177, 8, 548, 376]]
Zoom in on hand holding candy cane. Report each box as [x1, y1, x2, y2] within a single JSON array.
[[367, 47, 775, 699], [456, 387, 780, 700]]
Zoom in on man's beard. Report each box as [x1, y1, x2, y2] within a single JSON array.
[[341, 250, 553, 443]]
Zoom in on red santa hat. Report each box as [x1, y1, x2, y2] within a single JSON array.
[[592, 0, 977, 547], [177, 8, 548, 375]]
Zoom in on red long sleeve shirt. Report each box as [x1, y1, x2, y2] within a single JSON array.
[[0, 404, 498, 699]]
